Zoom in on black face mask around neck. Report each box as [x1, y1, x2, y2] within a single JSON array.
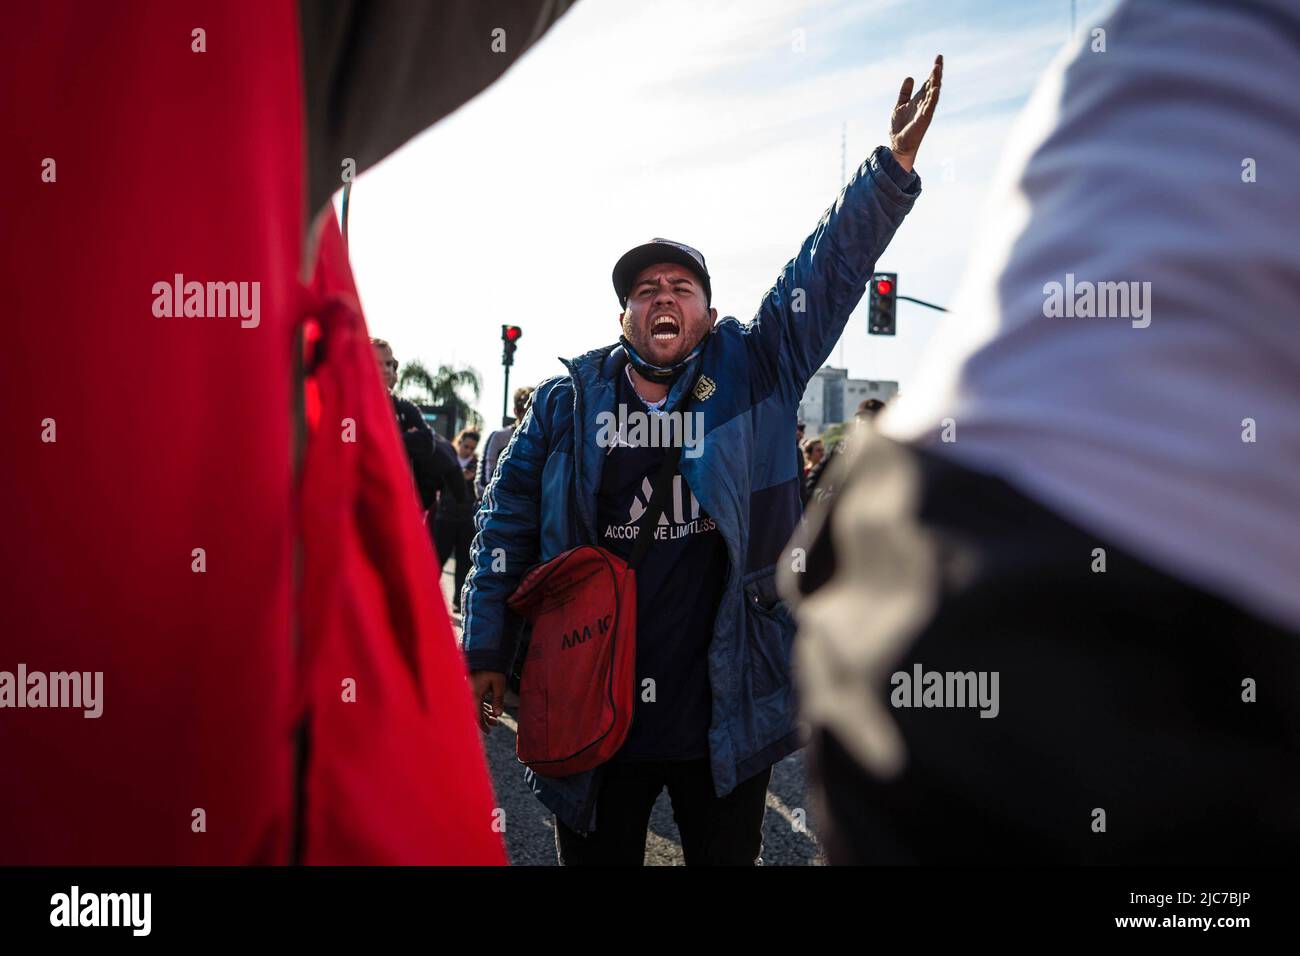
[[618, 335, 704, 385]]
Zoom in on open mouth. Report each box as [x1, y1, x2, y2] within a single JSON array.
[[651, 312, 681, 341]]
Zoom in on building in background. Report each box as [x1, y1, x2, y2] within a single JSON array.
[[799, 366, 899, 435]]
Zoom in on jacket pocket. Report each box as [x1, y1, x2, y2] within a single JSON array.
[[742, 565, 796, 701]]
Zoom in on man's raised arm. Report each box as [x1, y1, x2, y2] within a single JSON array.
[[747, 56, 942, 401]]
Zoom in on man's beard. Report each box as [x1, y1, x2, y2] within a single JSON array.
[[623, 317, 700, 366]]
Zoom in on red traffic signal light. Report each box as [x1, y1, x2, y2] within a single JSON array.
[[868, 272, 897, 336], [501, 325, 522, 367]]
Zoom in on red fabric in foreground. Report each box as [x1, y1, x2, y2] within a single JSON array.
[[301, 217, 504, 865], [0, 0, 502, 864]]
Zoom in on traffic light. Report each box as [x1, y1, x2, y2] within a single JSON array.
[[501, 324, 522, 366], [868, 273, 897, 335]]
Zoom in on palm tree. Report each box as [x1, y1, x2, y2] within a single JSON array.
[[398, 360, 483, 429]]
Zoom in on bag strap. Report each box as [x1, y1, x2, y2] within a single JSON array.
[[627, 387, 694, 571]]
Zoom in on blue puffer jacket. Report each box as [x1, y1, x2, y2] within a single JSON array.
[[461, 146, 920, 833]]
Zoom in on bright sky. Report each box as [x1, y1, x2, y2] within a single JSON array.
[[345, 0, 1114, 427]]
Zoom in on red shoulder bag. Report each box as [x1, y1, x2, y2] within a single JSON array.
[[506, 439, 683, 778]]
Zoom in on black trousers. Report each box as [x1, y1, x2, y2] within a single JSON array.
[[555, 759, 771, 866], [801, 442, 1300, 865], [433, 517, 474, 609]]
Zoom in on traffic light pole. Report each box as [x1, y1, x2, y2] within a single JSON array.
[[501, 365, 511, 428], [500, 324, 522, 427], [897, 295, 949, 313]]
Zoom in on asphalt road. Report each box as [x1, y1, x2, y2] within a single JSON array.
[[445, 569, 826, 866]]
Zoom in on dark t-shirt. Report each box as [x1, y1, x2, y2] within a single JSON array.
[[596, 370, 728, 761]]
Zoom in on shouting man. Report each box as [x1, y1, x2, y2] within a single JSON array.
[[461, 57, 942, 865]]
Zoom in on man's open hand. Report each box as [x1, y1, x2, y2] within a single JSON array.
[[890, 55, 943, 173]]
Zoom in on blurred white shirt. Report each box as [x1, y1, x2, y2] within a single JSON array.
[[880, 0, 1300, 629]]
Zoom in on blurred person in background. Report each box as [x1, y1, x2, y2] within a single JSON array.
[[799, 437, 824, 506], [477, 387, 534, 498], [805, 398, 887, 507], [802, 437, 826, 472], [372, 337, 464, 513], [436, 428, 481, 613]]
